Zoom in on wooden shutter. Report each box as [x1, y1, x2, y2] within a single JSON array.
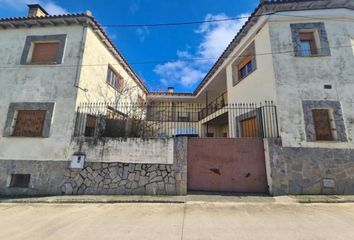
[[31, 42, 59, 63], [240, 117, 259, 137], [86, 115, 97, 128], [312, 109, 333, 141], [13, 110, 46, 137], [84, 115, 97, 137]]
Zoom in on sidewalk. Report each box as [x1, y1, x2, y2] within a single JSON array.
[[1, 193, 354, 204]]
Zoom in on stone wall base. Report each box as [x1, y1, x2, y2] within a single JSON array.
[[0, 137, 187, 196], [266, 138, 354, 195], [62, 162, 183, 195], [0, 159, 68, 196]]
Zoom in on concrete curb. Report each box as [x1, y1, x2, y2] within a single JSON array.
[[0, 200, 185, 204], [292, 195, 354, 204], [297, 200, 354, 204], [0, 195, 186, 204], [2, 195, 354, 205]]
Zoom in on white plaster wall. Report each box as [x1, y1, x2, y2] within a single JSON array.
[[0, 25, 84, 161], [224, 22, 277, 137], [226, 23, 277, 104], [76, 27, 146, 105], [71, 138, 174, 164], [268, 9, 354, 148]]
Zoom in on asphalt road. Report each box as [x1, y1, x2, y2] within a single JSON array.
[[0, 202, 354, 240]]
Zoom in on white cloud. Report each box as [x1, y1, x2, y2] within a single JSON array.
[[197, 13, 248, 59], [42, 2, 67, 15], [154, 60, 205, 87], [0, 0, 67, 15], [136, 27, 150, 42], [154, 13, 248, 90], [129, 2, 139, 14]]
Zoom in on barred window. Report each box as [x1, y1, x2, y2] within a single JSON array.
[[13, 110, 46, 137], [10, 174, 30, 188]]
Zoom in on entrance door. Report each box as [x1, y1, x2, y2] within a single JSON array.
[[240, 117, 258, 137]]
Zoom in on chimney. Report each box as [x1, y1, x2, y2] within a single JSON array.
[[27, 4, 49, 17], [168, 87, 175, 93], [85, 10, 92, 17]]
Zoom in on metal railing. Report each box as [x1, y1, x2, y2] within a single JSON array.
[[198, 92, 227, 120], [74, 101, 279, 139]]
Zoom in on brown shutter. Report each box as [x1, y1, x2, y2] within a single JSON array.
[[86, 115, 97, 128], [240, 117, 258, 137], [237, 55, 253, 71], [13, 110, 46, 137], [312, 109, 333, 141], [84, 115, 97, 137], [237, 55, 253, 79], [31, 42, 59, 63]]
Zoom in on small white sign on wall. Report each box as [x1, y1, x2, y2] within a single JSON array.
[[70, 154, 86, 169], [323, 178, 335, 188]]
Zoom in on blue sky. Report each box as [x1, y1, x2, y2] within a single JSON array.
[[0, 0, 259, 92]]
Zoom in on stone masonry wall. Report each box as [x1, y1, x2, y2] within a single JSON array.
[[0, 137, 187, 196], [62, 162, 180, 195], [0, 159, 67, 196], [265, 138, 354, 195]]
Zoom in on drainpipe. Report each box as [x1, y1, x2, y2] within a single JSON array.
[[74, 21, 89, 92]]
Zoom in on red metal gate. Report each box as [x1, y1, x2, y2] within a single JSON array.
[[187, 138, 268, 193]]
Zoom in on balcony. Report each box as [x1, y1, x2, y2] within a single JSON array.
[[198, 92, 227, 120]]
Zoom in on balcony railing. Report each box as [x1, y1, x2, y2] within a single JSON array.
[[198, 92, 227, 120], [74, 101, 278, 139]]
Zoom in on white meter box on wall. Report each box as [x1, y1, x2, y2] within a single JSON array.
[[70, 154, 86, 169]]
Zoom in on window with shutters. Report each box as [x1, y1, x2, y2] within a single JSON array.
[[21, 35, 67, 65], [12, 110, 46, 137], [233, 42, 256, 85], [84, 115, 97, 137], [303, 101, 346, 142], [107, 66, 123, 92], [312, 109, 334, 141], [30, 42, 60, 64], [291, 23, 331, 57], [238, 55, 254, 80]]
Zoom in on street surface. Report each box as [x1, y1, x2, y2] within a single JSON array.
[[0, 202, 354, 240]]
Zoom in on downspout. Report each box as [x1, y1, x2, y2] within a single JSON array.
[[74, 22, 89, 92], [71, 22, 89, 140]]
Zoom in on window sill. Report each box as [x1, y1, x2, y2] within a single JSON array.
[[308, 140, 346, 143], [107, 82, 122, 93], [294, 54, 330, 58], [22, 62, 59, 66], [7, 135, 46, 138]]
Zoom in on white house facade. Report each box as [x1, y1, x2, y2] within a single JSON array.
[[1, 1, 354, 196]]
